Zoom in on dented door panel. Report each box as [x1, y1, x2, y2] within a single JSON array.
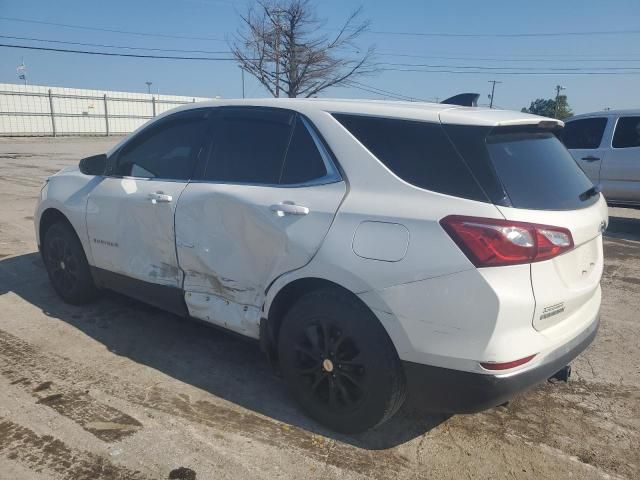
[[175, 181, 346, 334], [86, 177, 187, 287]]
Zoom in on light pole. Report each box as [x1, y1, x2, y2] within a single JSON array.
[[145, 81, 153, 94], [488, 80, 502, 109], [554, 85, 566, 119]]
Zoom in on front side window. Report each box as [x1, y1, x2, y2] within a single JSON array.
[[612, 116, 640, 148], [114, 110, 210, 180], [560, 117, 607, 149]]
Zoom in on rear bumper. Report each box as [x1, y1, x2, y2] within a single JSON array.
[[402, 316, 599, 413]]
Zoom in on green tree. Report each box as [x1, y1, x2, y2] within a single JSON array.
[[521, 95, 573, 119]]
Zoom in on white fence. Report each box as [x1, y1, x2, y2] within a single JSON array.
[[0, 83, 214, 137]]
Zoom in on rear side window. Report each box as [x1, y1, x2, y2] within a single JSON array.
[[280, 118, 328, 184], [114, 110, 209, 180], [333, 114, 486, 201], [612, 116, 640, 148], [486, 131, 597, 210], [560, 118, 607, 149], [203, 109, 294, 184]]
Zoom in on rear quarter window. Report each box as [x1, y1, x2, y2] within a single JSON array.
[[333, 114, 486, 202]]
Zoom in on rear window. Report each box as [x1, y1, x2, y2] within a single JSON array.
[[486, 131, 598, 210], [333, 114, 486, 201]]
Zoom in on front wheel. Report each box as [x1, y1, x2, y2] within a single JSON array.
[[42, 222, 99, 304], [278, 288, 406, 433]]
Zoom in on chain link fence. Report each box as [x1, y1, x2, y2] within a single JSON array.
[[0, 83, 214, 137]]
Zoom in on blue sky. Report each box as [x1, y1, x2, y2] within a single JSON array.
[[0, 0, 639, 113]]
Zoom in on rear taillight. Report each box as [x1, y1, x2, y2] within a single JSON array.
[[440, 215, 573, 267]]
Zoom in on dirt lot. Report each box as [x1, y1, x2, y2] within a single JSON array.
[[0, 136, 638, 480]]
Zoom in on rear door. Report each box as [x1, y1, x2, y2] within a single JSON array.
[[482, 129, 608, 331], [175, 107, 346, 337], [86, 109, 211, 311], [601, 115, 640, 204], [561, 116, 610, 183]]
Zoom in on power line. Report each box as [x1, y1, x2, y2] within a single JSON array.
[[347, 81, 429, 102], [377, 62, 640, 71], [0, 43, 236, 61], [5, 42, 640, 79], [365, 28, 640, 38], [346, 83, 422, 102], [0, 16, 227, 42], [0, 34, 233, 55], [6, 33, 639, 65], [5, 43, 640, 75], [5, 36, 640, 71], [380, 67, 640, 76], [375, 51, 640, 63]]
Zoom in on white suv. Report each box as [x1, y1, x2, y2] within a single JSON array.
[[35, 99, 607, 433]]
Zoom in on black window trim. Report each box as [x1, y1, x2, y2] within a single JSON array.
[[192, 106, 343, 188], [105, 107, 213, 182], [611, 115, 640, 150]]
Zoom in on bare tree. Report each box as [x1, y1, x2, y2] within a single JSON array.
[[231, 0, 376, 98]]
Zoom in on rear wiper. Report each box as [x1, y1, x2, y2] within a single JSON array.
[[579, 185, 600, 201]]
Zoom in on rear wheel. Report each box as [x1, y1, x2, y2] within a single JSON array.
[[43, 222, 99, 304], [278, 288, 406, 433]]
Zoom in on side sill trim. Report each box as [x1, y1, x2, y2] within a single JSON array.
[[91, 267, 189, 317]]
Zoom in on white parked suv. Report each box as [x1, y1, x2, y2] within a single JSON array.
[[561, 109, 640, 207], [35, 99, 607, 433]]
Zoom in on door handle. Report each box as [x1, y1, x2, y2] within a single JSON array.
[[270, 202, 309, 216], [148, 191, 173, 204], [581, 156, 600, 162]]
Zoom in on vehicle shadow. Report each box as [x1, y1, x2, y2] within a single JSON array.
[[606, 216, 640, 241], [0, 252, 447, 450]]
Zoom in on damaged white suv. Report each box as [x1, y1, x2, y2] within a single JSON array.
[[35, 99, 606, 433]]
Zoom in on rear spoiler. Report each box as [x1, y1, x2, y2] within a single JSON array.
[[441, 93, 480, 107]]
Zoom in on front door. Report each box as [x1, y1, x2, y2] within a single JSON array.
[[86, 108, 212, 310], [175, 107, 346, 337], [561, 116, 610, 183], [601, 115, 640, 204]]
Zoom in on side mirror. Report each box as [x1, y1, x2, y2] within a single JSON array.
[[79, 154, 107, 176]]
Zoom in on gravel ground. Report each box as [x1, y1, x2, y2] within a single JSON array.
[[0, 136, 638, 480]]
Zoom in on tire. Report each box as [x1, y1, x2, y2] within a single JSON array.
[[42, 222, 99, 304], [278, 288, 406, 433]]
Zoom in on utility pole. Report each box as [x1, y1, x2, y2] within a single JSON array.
[[145, 81, 153, 94], [274, 13, 281, 97], [239, 66, 245, 98], [269, 8, 285, 98], [554, 85, 566, 119], [488, 80, 502, 109]]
